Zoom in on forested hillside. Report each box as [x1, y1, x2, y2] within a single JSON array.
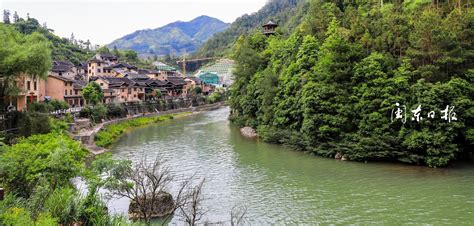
[[4, 14, 94, 65], [229, 0, 473, 167], [195, 0, 308, 57]]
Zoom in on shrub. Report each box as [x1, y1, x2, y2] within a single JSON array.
[[106, 103, 126, 118], [17, 112, 51, 137], [49, 100, 69, 111], [0, 133, 87, 198], [207, 92, 223, 104], [91, 104, 108, 123], [79, 106, 92, 118]]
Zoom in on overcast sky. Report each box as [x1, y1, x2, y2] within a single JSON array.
[[1, 0, 267, 45]]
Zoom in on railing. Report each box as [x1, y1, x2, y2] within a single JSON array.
[[49, 107, 83, 115]]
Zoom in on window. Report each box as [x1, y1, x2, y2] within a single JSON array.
[[88, 69, 91, 73], [122, 89, 124, 92], [134, 88, 137, 91], [98, 69, 101, 73], [34, 81, 37, 90], [98, 63, 101, 66], [88, 63, 91, 67], [134, 94, 136, 98], [59, 72, 62, 75], [100, 83, 104, 86], [65, 90, 68, 95], [70, 90, 72, 95], [75, 90, 78, 95], [27, 81, 31, 90]]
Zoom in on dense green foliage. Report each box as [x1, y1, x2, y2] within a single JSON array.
[[8, 15, 93, 65], [229, 1, 473, 167], [27, 100, 70, 113], [0, 132, 87, 197], [0, 131, 133, 225], [0, 23, 51, 110], [95, 113, 189, 147], [82, 82, 104, 106]]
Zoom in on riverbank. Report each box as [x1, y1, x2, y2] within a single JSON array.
[[74, 102, 224, 155]]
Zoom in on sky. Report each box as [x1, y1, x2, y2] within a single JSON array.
[[1, 0, 267, 45]]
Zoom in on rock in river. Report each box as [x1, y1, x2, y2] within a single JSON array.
[[128, 191, 175, 219], [240, 126, 257, 138]]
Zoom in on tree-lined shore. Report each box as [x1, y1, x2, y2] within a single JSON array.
[[229, 0, 473, 167]]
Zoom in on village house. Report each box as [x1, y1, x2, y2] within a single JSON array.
[[50, 60, 77, 80], [92, 76, 146, 103], [166, 77, 187, 97], [11, 74, 46, 111], [183, 76, 203, 95], [45, 74, 76, 106], [71, 80, 87, 107], [153, 62, 179, 80]]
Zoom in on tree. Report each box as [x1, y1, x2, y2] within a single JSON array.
[[0, 24, 51, 110], [177, 179, 207, 225], [13, 11, 19, 23], [192, 87, 202, 95], [93, 155, 206, 225], [3, 10, 11, 24], [125, 50, 138, 62], [82, 82, 104, 105]]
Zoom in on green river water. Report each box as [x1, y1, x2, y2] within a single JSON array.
[[107, 107, 474, 224]]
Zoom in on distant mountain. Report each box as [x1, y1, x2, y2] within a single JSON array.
[[109, 15, 229, 57], [195, 0, 307, 57]]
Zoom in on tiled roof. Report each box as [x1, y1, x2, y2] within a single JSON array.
[[138, 69, 160, 74], [51, 60, 75, 72], [166, 77, 186, 86], [97, 76, 133, 86], [263, 20, 278, 27], [186, 76, 202, 84], [112, 63, 136, 70], [125, 73, 150, 80], [49, 74, 74, 82], [154, 62, 176, 72], [98, 53, 118, 61], [73, 80, 87, 89]]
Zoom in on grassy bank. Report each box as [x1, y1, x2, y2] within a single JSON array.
[[95, 112, 192, 147]]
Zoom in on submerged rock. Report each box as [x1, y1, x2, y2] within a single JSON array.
[[128, 191, 175, 219], [240, 126, 258, 138]]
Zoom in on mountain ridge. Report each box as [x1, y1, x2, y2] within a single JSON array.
[[109, 15, 229, 57]]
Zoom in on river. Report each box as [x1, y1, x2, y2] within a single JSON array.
[[107, 107, 474, 224]]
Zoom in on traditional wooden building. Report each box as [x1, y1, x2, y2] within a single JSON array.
[[263, 21, 278, 36]]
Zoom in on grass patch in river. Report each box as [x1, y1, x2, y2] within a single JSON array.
[[95, 112, 191, 147]]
